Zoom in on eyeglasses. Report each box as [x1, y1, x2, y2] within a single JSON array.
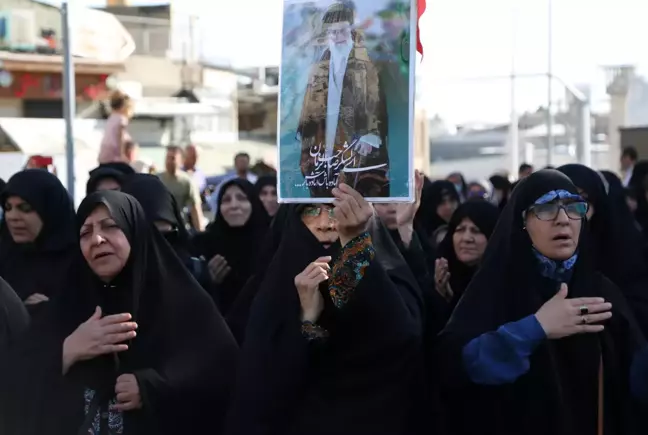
[[526, 201, 589, 221], [301, 205, 336, 221]]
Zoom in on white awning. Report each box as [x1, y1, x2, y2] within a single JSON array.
[[0, 117, 105, 155]]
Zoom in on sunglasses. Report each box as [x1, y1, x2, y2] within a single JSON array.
[[526, 201, 589, 221]]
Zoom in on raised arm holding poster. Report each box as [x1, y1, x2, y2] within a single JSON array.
[[277, 0, 417, 203]]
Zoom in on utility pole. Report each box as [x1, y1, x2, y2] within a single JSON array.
[[546, 0, 554, 166], [509, 2, 519, 177], [62, 1, 76, 201]]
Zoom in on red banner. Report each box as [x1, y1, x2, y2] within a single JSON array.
[[417, 0, 426, 57]]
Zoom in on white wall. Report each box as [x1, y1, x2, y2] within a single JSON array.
[[0, 99, 22, 117]]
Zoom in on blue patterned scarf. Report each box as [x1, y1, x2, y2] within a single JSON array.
[[532, 248, 577, 282]]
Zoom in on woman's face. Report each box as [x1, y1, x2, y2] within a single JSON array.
[[95, 177, 121, 192], [447, 173, 462, 187], [373, 203, 398, 229], [3, 196, 43, 243], [220, 184, 252, 227], [259, 185, 279, 216], [467, 184, 487, 199], [301, 205, 338, 247], [525, 199, 584, 260], [79, 205, 131, 282], [437, 195, 458, 222], [452, 218, 488, 266]]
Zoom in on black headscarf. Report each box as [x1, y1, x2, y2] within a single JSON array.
[[629, 160, 648, 235], [601, 171, 632, 214], [0, 177, 5, 193], [601, 170, 645, 243], [57, 190, 238, 435], [559, 164, 648, 337], [193, 178, 270, 313], [121, 174, 211, 290], [225, 203, 296, 344], [86, 167, 125, 195], [447, 171, 468, 200], [120, 175, 190, 251], [94, 162, 136, 176], [437, 200, 499, 306], [254, 175, 277, 195], [416, 178, 460, 239], [436, 170, 645, 435], [0, 276, 29, 349], [0, 170, 78, 301], [254, 175, 278, 216], [489, 174, 511, 211], [0, 276, 32, 434], [227, 207, 425, 435]]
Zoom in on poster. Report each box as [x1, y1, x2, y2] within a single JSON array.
[[277, 0, 416, 202]]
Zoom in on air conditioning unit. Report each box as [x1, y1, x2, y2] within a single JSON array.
[[0, 9, 37, 52]]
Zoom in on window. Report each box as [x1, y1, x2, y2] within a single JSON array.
[[23, 100, 63, 118]]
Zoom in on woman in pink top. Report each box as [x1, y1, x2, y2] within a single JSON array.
[[98, 91, 133, 164]]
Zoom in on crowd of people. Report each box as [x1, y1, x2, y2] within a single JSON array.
[[1, 147, 648, 435]]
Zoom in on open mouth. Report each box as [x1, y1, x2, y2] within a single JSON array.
[[552, 234, 571, 242], [93, 252, 112, 260]]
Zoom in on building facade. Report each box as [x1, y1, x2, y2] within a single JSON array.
[[0, 0, 123, 117], [100, 3, 240, 148]]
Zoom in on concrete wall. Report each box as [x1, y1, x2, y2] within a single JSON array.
[[116, 55, 182, 97], [605, 66, 635, 173], [0, 98, 21, 117]]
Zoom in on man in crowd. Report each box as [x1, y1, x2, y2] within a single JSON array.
[[621, 145, 638, 187], [158, 146, 205, 231], [518, 163, 534, 179], [124, 140, 154, 174], [233, 152, 258, 184], [183, 144, 207, 194]]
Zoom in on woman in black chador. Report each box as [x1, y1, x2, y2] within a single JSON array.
[[436, 170, 648, 435], [192, 178, 270, 314], [558, 164, 648, 336], [226, 184, 425, 435], [121, 174, 210, 288], [434, 199, 499, 309], [35, 190, 237, 435], [0, 170, 78, 314]]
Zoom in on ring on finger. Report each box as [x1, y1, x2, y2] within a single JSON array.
[[580, 315, 589, 325], [579, 305, 589, 315]]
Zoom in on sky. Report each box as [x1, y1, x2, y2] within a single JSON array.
[[42, 0, 648, 124]]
